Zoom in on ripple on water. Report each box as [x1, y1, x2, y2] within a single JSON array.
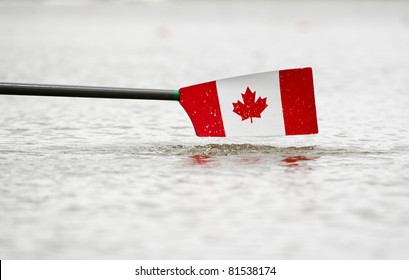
[[148, 144, 316, 156]]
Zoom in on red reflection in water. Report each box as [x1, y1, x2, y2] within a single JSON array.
[[282, 155, 314, 168], [189, 155, 212, 165], [282, 156, 311, 163]]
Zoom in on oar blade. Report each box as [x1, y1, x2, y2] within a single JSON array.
[[179, 67, 318, 137]]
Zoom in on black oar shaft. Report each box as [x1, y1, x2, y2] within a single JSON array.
[[0, 82, 179, 101]]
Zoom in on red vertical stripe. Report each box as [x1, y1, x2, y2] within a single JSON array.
[[279, 68, 318, 135], [179, 81, 226, 137]]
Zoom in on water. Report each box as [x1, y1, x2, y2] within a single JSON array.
[[1, 1, 409, 259]]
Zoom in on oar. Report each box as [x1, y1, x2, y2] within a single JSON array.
[[0, 67, 318, 137], [0, 83, 179, 101]]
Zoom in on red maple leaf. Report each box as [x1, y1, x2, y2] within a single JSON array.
[[232, 87, 268, 123]]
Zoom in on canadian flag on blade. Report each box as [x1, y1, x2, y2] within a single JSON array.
[[179, 67, 318, 137]]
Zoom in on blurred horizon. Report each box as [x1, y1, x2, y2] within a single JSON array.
[[0, 0, 405, 6]]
